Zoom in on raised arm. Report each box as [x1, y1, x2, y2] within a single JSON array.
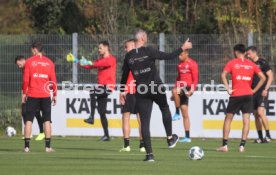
[[92, 56, 115, 68], [149, 38, 192, 60]]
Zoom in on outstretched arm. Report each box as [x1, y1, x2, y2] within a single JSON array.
[[149, 38, 192, 60]]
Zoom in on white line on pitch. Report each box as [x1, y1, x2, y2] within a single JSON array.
[[246, 156, 276, 159]]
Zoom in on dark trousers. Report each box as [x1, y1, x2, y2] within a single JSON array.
[[90, 86, 111, 137], [136, 86, 172, 154]]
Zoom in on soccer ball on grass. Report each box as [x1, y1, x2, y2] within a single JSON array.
[[6, 126, 16, 137], [188, 146, 204, 160]]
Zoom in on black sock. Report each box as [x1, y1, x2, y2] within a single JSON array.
[[257, 130, 263, 140], [240, 140, 246, 147], [222, 139, 228, 146], [265, 130, 271, 138], [45, 138, 51, 148], [176, 107, 180, 114], [24, 138, 30, 148], [139, 140, 145, 148], [185, 131, 190, 138], [124, 138, 130, 148]]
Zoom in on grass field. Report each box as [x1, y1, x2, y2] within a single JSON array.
[[0, 136, 275, 175]]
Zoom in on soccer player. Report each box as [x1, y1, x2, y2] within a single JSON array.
[[120, 29, 192, 161], [119, 39, 145, 152], [171, 50, 198, 143], [15, 55, 45, 141], [246, 46, 273, 143], [80, 41, 116, 141], [22, 41, 57, 152], [217, 44, 265, 153]]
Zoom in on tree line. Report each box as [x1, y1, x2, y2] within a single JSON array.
[[0, 0, 276, 35]]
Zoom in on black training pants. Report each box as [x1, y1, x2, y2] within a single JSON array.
[[90, 86, 111, 137], [136, 86, 172, 154]]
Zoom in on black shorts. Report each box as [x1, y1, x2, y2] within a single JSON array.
[[25, 97, 51, 122], [179, 86, 191, 106], [226, 95, 253, 114], [121, 94, 137, 114], [21, 104, 42, 124], [253, 93, 268, 110]]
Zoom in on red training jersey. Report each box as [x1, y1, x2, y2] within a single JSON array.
[[175, 58, 198, 90], [81, 54, 116, 91], [223, 58, 261, 97], [125, 72, 136, 94], [22, 55, 57, 98]]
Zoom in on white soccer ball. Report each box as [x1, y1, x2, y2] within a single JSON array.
[[5, 126, 16, 137], [188, 146, 204, 160]]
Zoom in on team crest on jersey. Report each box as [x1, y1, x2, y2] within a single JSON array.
[[129, 58, 135, 64], [234, 64, 240, 69], [32, 61, 37, 67]]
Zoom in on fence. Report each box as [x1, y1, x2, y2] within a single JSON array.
[[0, 33, 276, 130]]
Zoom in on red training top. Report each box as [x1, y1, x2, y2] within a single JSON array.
[[125, 72, 136, 94], [81, 55, 116, 91], [175, 58, 198, 90], [22, 55, 57, 98], [223, 58, 261, 97]]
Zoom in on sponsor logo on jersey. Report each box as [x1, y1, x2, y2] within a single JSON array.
[[33, 73, 48, 78], [236, 75, 251, 81]]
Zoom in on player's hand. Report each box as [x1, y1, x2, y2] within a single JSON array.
[[170, 95, 175, 101], [182, 38, 192, 50], [22, 94, 27, 104], [261, 90, 268, 97], [52, 96, 57, 106], [120, 93, 127, 105], [227, 89, 235, 95], [185, 91, 194, 97]]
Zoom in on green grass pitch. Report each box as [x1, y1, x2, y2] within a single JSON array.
[[0, 136, 275, 175]]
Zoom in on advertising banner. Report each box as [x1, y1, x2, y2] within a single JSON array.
[[30, 90, 276, 138]]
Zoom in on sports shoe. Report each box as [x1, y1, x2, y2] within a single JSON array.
[[264, 136, 272, 143], [216, 145, 228, 152], [139, 147, 146, 153], [167, 134, 179, 148], [35, 133, 45, 141], [84, 116, 94, 124], [99, 136, 110, 141], [238, 146, 245, 153], [45, 147, 55, 153], [179, 137, 192, 143], [172, 113, 181, 121], [24, 147, 30, 153], [119, 146, 131, 152], [143, 154, 155, 162], [254, 138, 263, 144]]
